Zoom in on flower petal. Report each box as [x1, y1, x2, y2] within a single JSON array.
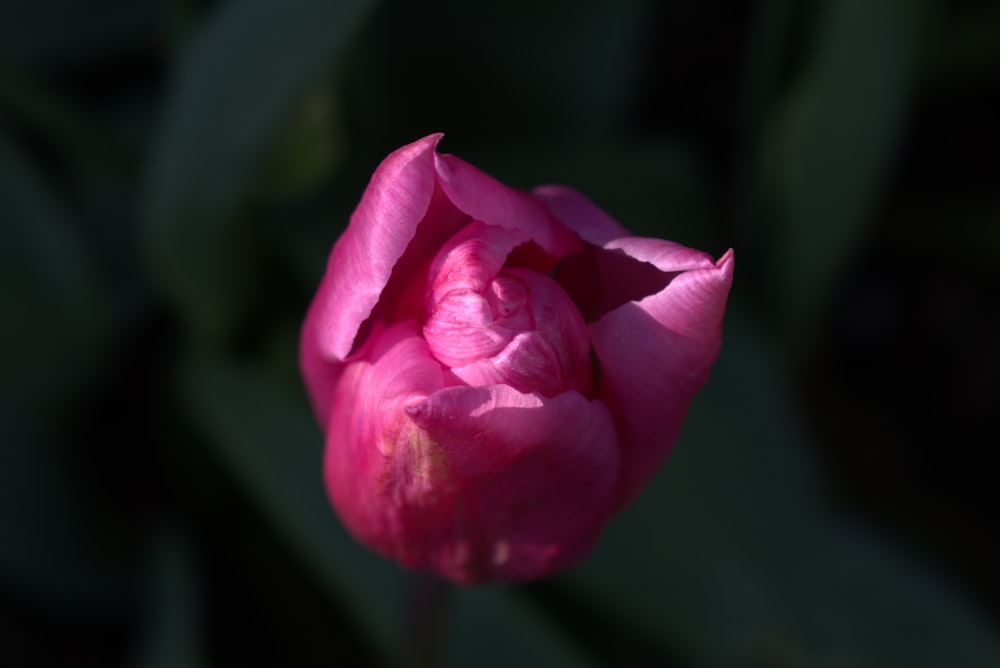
[[406, 385, 620, 582], [538, 186, 719, 321], [326, 320, 619, 583], [299, 275, 342, 428], [590, 249, 734, 509], [533, 184, 630, 246], [308, 133, 442, 363], [323, 321, 448, 569], [434, 152, 581, 259]]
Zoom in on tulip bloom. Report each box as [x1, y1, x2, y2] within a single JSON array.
[[300, 134, 733, 584]]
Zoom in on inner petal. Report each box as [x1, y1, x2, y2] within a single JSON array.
[[423, 222, 591, 397]]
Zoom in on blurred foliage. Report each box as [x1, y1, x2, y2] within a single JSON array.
[[1, 0, 999, 666]]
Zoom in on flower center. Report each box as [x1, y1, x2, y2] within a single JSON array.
[[422, 222, 591, 397]]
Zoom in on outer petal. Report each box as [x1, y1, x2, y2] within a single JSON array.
[[325, 320, 620, 584], [406, 385, 620, 582], [537, 186, 720, 321], [324, 321, 448, 570], [533, 184, 630, 246], [535, 185, 717, 272], [302, 134, 468, 426], [590, 249, 734, 509], [434, 152, 582, 260], [300, 275, 341, 428], [310, 133, 441, 363]]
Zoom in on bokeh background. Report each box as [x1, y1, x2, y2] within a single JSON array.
[[2, 0, 999, 665]]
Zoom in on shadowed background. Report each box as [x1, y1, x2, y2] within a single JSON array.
[[1, 0, 999, 666]]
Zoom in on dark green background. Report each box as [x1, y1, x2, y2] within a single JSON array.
[[2, 0, 998, 665]]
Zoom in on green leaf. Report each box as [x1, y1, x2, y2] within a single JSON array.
[[262, 85, 346, 199], [0, 127, 111, 403], [761, 0, 929, 328], [0, 128, 131, 614], [142, 0, 381, 338], [179, 353, 406, 665], [569, 312, 1000, 667]]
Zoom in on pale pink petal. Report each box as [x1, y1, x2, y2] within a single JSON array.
[[309, 134, 442, 363], [590, 249, 734, 509], [604, 236, 717, 272], [533, 184, 630, 246], [406, 385, 620, 582], [434, 152, 582, 259], [537, 186, 718, 321]]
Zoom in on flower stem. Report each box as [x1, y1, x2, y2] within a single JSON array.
[[402, 574, 453, 668]]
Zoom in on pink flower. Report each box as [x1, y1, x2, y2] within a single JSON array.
[[300, 134, 734, 584]]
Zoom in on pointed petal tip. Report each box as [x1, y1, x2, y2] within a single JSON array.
[[716, 247, 735, 271]]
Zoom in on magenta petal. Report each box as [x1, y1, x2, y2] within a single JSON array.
[[309, 134, 442, 363], [406, 385, 620, 582], [324, 322, 447, 568], [591, 249, 735, 509], [327, 320, 619, 583], [300, 275, 342, 428], [434, 152, 581, 259]]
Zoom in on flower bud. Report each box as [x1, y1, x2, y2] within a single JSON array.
[[300, 134, 734, 583]]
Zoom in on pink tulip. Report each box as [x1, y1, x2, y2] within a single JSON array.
[[300, 134, 734, 584]]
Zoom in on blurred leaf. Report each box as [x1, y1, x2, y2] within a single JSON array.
[[180, 353, 406, 666], [445, 588, 600, 668], [142, 0, 381, 338], [0, 128, 132, 614], [0, 127, 111, 403], [130, 525, 206, 668], [761, 0, 929, 330], [262, 85, 345, 199], [0, 0, 154, 63], [0, 59, 127, 169], [569, 311, 1000, 667]]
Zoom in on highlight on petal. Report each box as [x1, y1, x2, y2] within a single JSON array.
[[309, 134, 442, 363], [590, 249, 734, 509], [434, 152, 581, 259]]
